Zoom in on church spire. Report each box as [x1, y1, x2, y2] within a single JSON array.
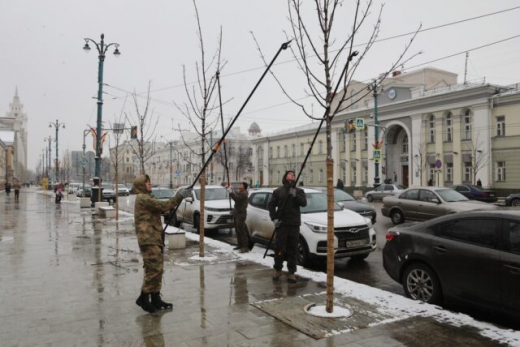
[[14, 87, 19, 100]]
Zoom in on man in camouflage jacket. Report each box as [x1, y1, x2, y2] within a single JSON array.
[[133, 175, 192, 313]]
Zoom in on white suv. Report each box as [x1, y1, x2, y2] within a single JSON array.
[[246, 188, 376, 266], [176, 185, 234, 232]]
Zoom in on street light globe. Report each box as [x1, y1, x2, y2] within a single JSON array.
[[62, 124, 65, 129], [113, 47, 121, 58], [83, 42, 91, 52], [49, 124, 52, 128]]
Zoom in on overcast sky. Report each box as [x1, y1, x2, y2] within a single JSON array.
[[1, 0, 519, 171]]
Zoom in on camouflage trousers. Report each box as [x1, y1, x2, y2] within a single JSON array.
[[139, 245, 163, 294]]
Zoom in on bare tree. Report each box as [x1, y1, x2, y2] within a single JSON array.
[[466, 133, 488, 184], [255, 0, 421, 313], [174, 0, 225, 257], [413, 141, 429, 185], [61, 149, 72, 183], [127, 82, 159, 175]]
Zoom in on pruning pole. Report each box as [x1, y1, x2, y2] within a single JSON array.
[[216, 71, 232, 210]]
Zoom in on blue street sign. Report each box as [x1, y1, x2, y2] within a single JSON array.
[[373, 149, 381, 162], [175, 169, 181, 177], [355, 118, 365, 130]]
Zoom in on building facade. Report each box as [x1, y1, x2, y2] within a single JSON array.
[[251, 68, 520, 194]]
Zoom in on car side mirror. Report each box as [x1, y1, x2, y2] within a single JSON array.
[[337, 202, 344, 209], [431, 198, 440, 204], [185, 197, 193, 204]]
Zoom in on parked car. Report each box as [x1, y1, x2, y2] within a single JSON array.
[[101, 183, 116, 202], [76, 184, 91, 197], [365, 184, 406, 202], [506, 193, 520, 207], [176, 185, 234, 232], [150, 187, 177, 224], [311, 187, 376, 224], [246, 188, 376, 266], [115, 184, 130, 196], [382, 187, 499, 225], [450, 184, 497, 203], [383, 210, 520, 318], [68, 183, 81, 194]]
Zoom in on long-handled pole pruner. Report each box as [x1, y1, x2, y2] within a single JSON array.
[[263, 50, 359, 259], [163, 40, 292, 234], [216, 71, 232, 210]]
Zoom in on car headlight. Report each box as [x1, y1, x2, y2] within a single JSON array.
[[304, 222, 328, 233], [364, 217, 373, 229]]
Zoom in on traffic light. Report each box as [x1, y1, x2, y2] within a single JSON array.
[[348, 119, 355, 133], [130, 126, 137, 139]]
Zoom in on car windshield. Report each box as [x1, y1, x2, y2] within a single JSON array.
[[195, 187, 228, 201], [396, 185, 406, 189], [436, 189, 469, 202], [117, 184, 127, 189], [101, 183, 112, 189], [333, 189, 355, 202], [301, 192, 342, 214], [151, 189, 175, 199]]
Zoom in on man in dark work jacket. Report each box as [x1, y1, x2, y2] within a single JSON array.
[[228, 182, 249, 253], [268, 171, 306, 283]]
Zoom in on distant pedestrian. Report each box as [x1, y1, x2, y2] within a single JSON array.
[[5, 182, 11, 196], [336, 179, 344, 190], [55, 185, 62, 204], [393, 171, 398, 183], [228, 182, 249, 253], [428, 178, 433, 186], [255, 181, 261, 188], [133, 174, 192, 313], [477, 178, 482, 187], [14, 181, 21, 202], [268, 171, 307, 283]]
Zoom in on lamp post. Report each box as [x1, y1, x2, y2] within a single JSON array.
[[368, 81, 381, 188], [83, 33, 120, 202], [49, 120, 65, 183], [44, 136, 53, 189], [161, 136, 174, 189]]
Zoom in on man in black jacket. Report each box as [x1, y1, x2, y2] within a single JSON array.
[[228, 182, 249, 253], [268, 171, 307, 283]]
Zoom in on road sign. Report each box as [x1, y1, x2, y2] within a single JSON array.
[[373, 149, 381, 162], [355, 117, 365, 130], [435, 159, 442, 168], [175, 169, 181, 177]]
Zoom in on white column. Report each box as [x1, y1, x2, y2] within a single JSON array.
[[472, 105, 491, 186], [263, 142, 269, 186], [411, 115, 423, 187], [332, 130, 339, 183]]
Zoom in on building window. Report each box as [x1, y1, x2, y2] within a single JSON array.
[[402, 134, 408, 154], [277, 146, 280, 158], [126, 157, 129, 163], [463, 110, 472, 140], [497, 161, 506, 181], [429, 115, 435, 143], [318, 140, 323, 154], [309, 169, 314, 183], [463, 163, 472, 182], [351, 132, 357, 151], [319, 169, 324, 183], [363, 128, 368, 150], [284, 145, 288, 158], [269, 147, 273, 158], [429, 164, 436, 185], [339, 132, 346, 152], [497, 116, 505, 137], [276, 171, 280, 182], [351, 166, 357, 184], [446, 163, 453, 183], [292, 144, 296, 157], [300, 143, 305, 156], [445, 112, 453, 142], [363, 167, 368, 183]]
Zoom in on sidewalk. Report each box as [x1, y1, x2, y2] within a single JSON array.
[[0, 189, 518, 346]]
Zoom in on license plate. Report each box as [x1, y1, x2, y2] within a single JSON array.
[[346, 239, 367, 248]]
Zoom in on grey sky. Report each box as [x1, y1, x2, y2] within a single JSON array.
[[1, 0, 519, 171]]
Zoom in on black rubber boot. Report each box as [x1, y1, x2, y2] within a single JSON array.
[[151, 292, 173, 310], [136, 291, 156, 313]]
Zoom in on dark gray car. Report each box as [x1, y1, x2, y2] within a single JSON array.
[[383, 210, 520, 318], [381, 187, 499, 225], [311, 187, 376, 224]]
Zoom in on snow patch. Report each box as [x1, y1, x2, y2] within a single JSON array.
[[306, 304, 352, 318]]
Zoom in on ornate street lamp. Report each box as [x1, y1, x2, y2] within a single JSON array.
[[83, 33, 120, 202], [49, 120, 65, 183]]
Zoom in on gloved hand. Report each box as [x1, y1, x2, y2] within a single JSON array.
[[273, 219, 282, 228], [289, 188, 296, 197], [227, 187, 233, 193], [176, 188, 193, 199]]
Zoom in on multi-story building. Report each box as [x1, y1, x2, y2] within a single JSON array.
[[0, 88, 28, 183], [109, 140, 139, 184], [251, 67, 520, 195]]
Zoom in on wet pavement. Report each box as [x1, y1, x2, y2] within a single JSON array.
[[0, 189, 518, 346]]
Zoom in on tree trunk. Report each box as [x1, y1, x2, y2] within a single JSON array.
[[199, 170, 205, 257], [326, 116, 335, 313]]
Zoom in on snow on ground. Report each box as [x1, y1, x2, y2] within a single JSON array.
[[306, 304, 352, 318]]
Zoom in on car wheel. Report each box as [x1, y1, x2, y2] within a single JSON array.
[[391, 210, 404, 225], [351, 253, 369, 261], [297, 237, 310, 267], [367, 194, 374, 202], [512, 198, 520, 207], [402, 263, 442, 305]]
